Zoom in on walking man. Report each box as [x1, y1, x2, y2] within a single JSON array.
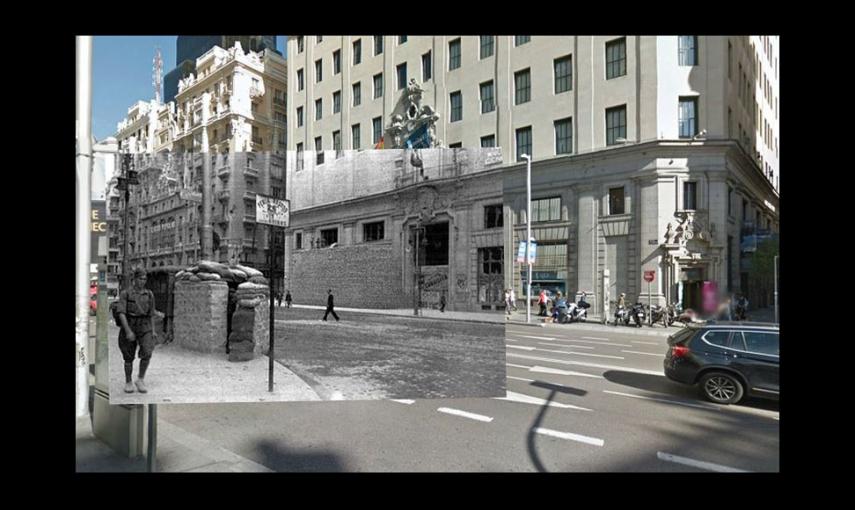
[[116, 268, 157, 393], [323, 289, 340, 321], [285, 290, 292, 309]]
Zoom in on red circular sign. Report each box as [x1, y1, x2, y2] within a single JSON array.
[[644, 270, 655, 282]]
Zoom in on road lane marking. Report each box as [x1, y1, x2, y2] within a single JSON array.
[[631, 341, 660, 346], [538, 342, 595, 350], [506, 338, 518, 342], [656, 452, 750, 473], [507, 375, 535, 382], [513, 334, 556, 341], [536, 348, 625, 359], [497, 391, 591, 411], [437, 407, 493, 423], [391, 399, 415, 405], [535, 427, 604, 447], [530, 366, 603, 379], [549, 338, 634, 347], [506, 363, 532, 370], [621, 350, 664, 357], [508, 345, 536, 351], [581, 337, 608, 340], [507, 353, 665, 376], [603, 390, 719, 411]]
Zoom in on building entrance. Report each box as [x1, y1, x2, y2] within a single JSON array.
[[681, 267, 705, 311]]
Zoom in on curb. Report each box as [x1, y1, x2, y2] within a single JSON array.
[[506, 319, 677, 337], [278, 305, 504, 326]]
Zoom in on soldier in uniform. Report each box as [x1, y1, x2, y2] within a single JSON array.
[[116, 268, 158, 393]]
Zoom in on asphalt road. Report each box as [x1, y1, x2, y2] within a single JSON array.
[[157, 321, 779, 472]]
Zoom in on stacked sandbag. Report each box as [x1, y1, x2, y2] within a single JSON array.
[[228, 280, 271, 362], [174, 260, 262, 286]]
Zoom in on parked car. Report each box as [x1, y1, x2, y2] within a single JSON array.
[[663, 322, 779, 405]]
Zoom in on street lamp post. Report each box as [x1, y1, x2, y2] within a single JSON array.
[[522, 154, 532, 324], [76, 35, 93, 418], [774, 255, 778, 324]]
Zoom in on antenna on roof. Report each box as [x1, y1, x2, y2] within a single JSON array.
[[153, 46, 163, 103]]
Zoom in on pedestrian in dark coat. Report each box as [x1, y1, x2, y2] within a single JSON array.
[[285, 290, 292, 308], [323, 289, 340, 321]]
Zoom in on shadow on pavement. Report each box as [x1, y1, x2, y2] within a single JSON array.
[[526, 383, 588, 473], [602, 370, 779, 412], [252, 439, 346, 472]]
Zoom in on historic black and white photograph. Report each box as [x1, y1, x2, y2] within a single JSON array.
[[105, 145, 507, 404]]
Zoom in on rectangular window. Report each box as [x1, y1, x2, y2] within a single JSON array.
[[450, 91, 462, 122], [297, 69, 304, 91], [532, 197, 561, 222], [333, 130, 342, 158], [514, 68, 531, 105], [363, 221, 385, 242], [554, 55, 572, 93], [315, 98, 322, 120], [333, 91, 341, 114], [295, 232, 303, 250], [449, 142, 462, 148], [480, 36, 494, 59], [728, 40, 732, 79], [678, 97, 699, 138], [609, 187, 625, 215], [297, 36, 304, 53], [320, 228, 338, 247], [353, 39, 362, 65], [484, 204, 503, 229], [606, 37, 627, 79], [481, 134, 496, 147], [317, 35, 323, 43], [515, 35, 530, 46], [606, 105, 627, 145], [480, 81, 495, 113], [399, 35, 407, 44], [333, 50, 341, 74], [374, 35, 383, 55], [373, 117, 382, 144], [516, 126, 532, 161], [352, 82, 361, 106], [728, 186, 733, 216], [554, 117, 573, 155], [479, 247, 504, 277], [296, 142, 304, 171], [315, 136, 324, 165], [397, 63, 407, 90], [683, 181, 697, 210], [449, 38, 461, 70], [373, 73, 383, 98], [678, 36, 698, 66], [422, 51, 432, 81], [352, 124, 360, 150], [315, 59, 323, 83], [296, 106, 303, 127]]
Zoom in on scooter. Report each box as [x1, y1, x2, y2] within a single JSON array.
[[650, 304, 668, 327], [564, 300, 589, 323], [630, 303, 646, 328], [614, 306, 630, 326]]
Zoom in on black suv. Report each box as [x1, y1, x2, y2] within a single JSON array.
[[663, 322, 779, 405]]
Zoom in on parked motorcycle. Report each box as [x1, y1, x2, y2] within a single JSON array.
[[630, 303, 646, 328], [564, 298, 590, 323], [650, 304, 668, 327], [614, 306, 629, 326]]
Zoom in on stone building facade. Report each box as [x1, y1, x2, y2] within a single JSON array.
[[283, 148, 505, 311]]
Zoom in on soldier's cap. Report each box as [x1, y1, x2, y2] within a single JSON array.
[[133, 268, 147, 278]]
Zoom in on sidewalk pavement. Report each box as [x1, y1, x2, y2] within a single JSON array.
[[76, 413, 272, 472], [107, 321, 321, 405], [282, 304, 504, 324]]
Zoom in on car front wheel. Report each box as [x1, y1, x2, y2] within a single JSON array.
[[700, 372, 744, 405]]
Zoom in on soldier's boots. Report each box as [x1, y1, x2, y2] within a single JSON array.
[[124, 382, 135, 393], [135, 378, 148, 393]]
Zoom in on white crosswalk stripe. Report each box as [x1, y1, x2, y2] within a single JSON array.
[[437, 407, 493, 422], [535, 427, 604, 446]]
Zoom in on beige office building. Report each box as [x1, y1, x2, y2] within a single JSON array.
[[287, 35, 780, 315]]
